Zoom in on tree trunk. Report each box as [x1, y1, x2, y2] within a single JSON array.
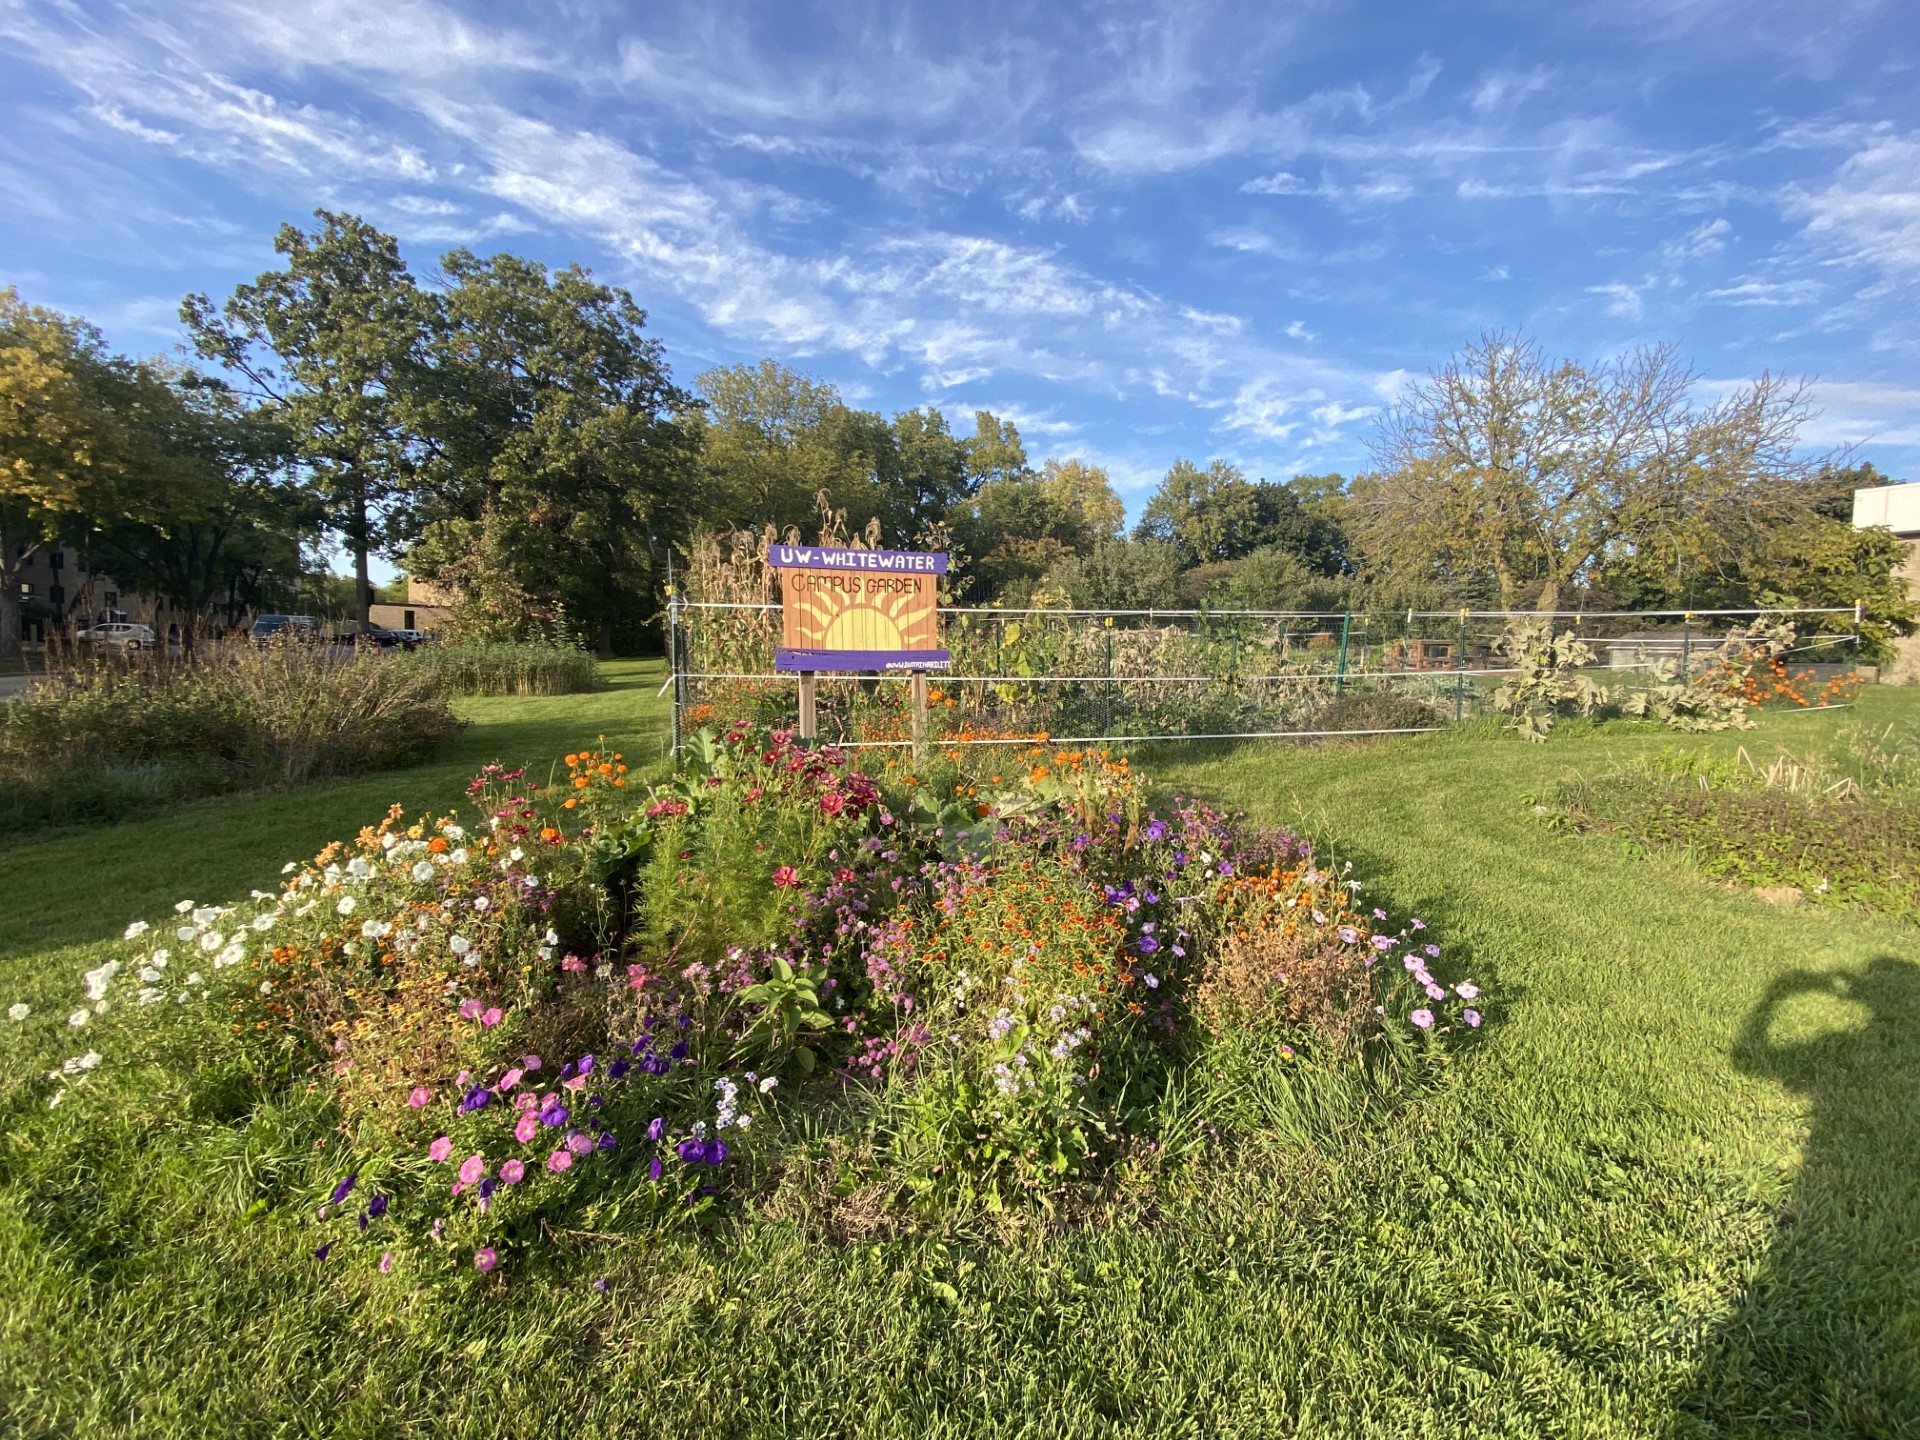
[[1535, 577, 1562, 615], [352, 482, 373, 626], [0, 574, 19, 663], [598, 618, 614, 658]]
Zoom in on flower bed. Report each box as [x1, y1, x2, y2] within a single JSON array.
[[18, 727, 1483, 1279]]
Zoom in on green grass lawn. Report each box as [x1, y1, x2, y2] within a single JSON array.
[[2, 673, 1917, 1438]]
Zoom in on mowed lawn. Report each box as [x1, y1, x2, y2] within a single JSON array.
[[1, 668, 1917, 1438]]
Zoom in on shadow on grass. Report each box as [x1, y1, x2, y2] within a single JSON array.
[[1673, 957, 1920, 1437]]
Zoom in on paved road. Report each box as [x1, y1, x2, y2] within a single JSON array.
[[0, 673, 33, 701]]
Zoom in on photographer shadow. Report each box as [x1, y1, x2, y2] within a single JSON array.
[[1674, 957, 1920, 1437]]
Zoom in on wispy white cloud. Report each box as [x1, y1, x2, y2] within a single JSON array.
[[1782, 131, 1920, 284]]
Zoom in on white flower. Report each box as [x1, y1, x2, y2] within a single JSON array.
[[281, 862, 297, 874], [544, 930, 560, 946], [150, 950, 169, 967], [139, 967, 162, 984], [449, 935, 471, 956], [138, 988, 163, 1006], [176, 992, 189, 1004], [444, 824, 465, 841], [67, 1009, 90, 1028], [250, 889, 271, 900], [174, 900, 195, 914], [509, 847, 525, 862], [412, 861, 435, 883], [47, 1090, 63, 1109], [215, 944, 245, 969], [124, 921, 150, 940], [473, 896, 490, 912], [450, 848, 469, 866], [336, 896, 356, 916], [176, 926, 198, 943], [735, 1113, 752, 1129], [192, 907, 221, 927], [259, 981, 273, 995], [251, 914, 275, 932], [360, 920, 388, 939], [199, 932, 224, 953], [295, 900, 316, 917], [757, 1075, 779, 1093], [324, 864, 342, 881], [185, 972, 202, 986], [93, 999, 109, 1014], [82, 961, 120, 1002], [7, 1003, 28, 1022], [348, 857, 372, 879]]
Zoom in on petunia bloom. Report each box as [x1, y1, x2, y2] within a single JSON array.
[[1463, 1008, 1482, 1028], [547, 1150, 573, 1174], [474, 1247, 497, 1273], [1410, 1008, 1435, 1030], [458, 1155, 486, 1186], [407, 1086, 431, 1108], [499, 1159, 526, 1185], [428, 1136, 453, 1162]]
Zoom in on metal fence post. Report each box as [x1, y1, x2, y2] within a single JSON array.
[[1454, 607, 1468, 724], [1103, 615, 1114, 733], [1681, 612, 1693, 678], [1335, 610, 1352, 697], [666, 588, 681, 765]]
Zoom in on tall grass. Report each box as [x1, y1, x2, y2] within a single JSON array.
[[398, 641, 597, 697], [0, 643, 465, 832]]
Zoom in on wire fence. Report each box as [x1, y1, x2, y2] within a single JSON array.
[[665, 600, 1866, 754]]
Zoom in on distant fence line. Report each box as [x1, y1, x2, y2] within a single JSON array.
[[665, 601, 1865, 755]]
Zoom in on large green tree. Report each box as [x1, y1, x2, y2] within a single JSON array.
[[0, 289, 170, 657], [405, 250, 696, 650], [1359, 331, 1819, 612], [183, 211, 434, 624]]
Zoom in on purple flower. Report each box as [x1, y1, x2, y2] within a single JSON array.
[[367, 1194, 389, 1219], [1463, 1008, 1482, 1028], [1138, 935, 1160, 955], [1455, 983, 1480, 1000], [540, 1104, 569, 1127], [1371, 935, 1395, 951], [1424, 982, 1445, 1001], [1337, 927, 1359, 945], [647, 1116, 666, 1142], [649, 1156, 664, 1182], [474, 1247, 498, 1274], [676, 1138, 703, 1164], [705, 1139, 729, 1165], [1410, 1008, 1435, 1030], [578, 1054, 595, 1076], [1143, 819, 1167, 842], [1424, 944, 1440, 958], [313, 1242, 332, 1261], [478, 1177, 499, 1201], [669, 1041, 689, 1061], [608, 1060, 630, 1080], [597, 1131, 618, 1151], [330, 1173, 358, 1204]]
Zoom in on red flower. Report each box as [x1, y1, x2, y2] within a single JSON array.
[[773, 865, 800, 888], [820, 791, 846, 816]]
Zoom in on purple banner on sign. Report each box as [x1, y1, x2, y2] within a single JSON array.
[[768, 545, 948, 575], [775, 648, 952, 673]]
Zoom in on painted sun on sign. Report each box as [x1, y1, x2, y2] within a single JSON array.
[[770, 545, 951, 672]]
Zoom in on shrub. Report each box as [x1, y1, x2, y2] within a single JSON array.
[[398, 640, 598, 697], [0, 645, 464, 831]]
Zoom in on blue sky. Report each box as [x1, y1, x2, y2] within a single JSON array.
[[4, 0, 1919, 527]]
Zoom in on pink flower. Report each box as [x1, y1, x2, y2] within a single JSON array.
[[458, 998, 483, 1020], [474, 1247, 497, 1273], [522, 1054, 542, 1071], [1463, 1008, 1483, 1028], [1455, 982, 1480, 1000], [497, 1067, 523, 1092], [500, 1159, 526, 1185], [819, 792, 846, 817], [514, 1113, 539, 1145], [1410, 1008, 1435, 1030], [564, 1074, 586, 1092], [560, 956, 587, 973], [547, 1150, 573, 1174], [378, 1252, 393, 1274], [458, 1154, 486, 1186], [406, 1085, 431, 1108], [481, 1007, 503, 1027], [566, 1131, 593, 1156], [772, 865, 799, 888], [626, 964, 650, 991], [428, 1136, 453, 1162]]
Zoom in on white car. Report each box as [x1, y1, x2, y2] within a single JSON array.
[[82, 622, 158, 652]]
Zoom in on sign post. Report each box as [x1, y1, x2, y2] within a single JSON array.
[[769, 545, 950, 745]]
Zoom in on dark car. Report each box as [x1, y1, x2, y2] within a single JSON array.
[[250, 614, 321, 641]]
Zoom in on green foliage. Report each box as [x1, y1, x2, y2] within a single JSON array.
[[0, 644, 464, 830], [397, 642, 597, 697]]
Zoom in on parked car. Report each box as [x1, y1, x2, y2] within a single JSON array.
[[389, 629, 433, 648], [250, 614, 321, 641], [335, 622, 406, 651], [79, 621, 158, 652]]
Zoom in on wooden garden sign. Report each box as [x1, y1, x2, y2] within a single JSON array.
[[768, 545, 949, 743]]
